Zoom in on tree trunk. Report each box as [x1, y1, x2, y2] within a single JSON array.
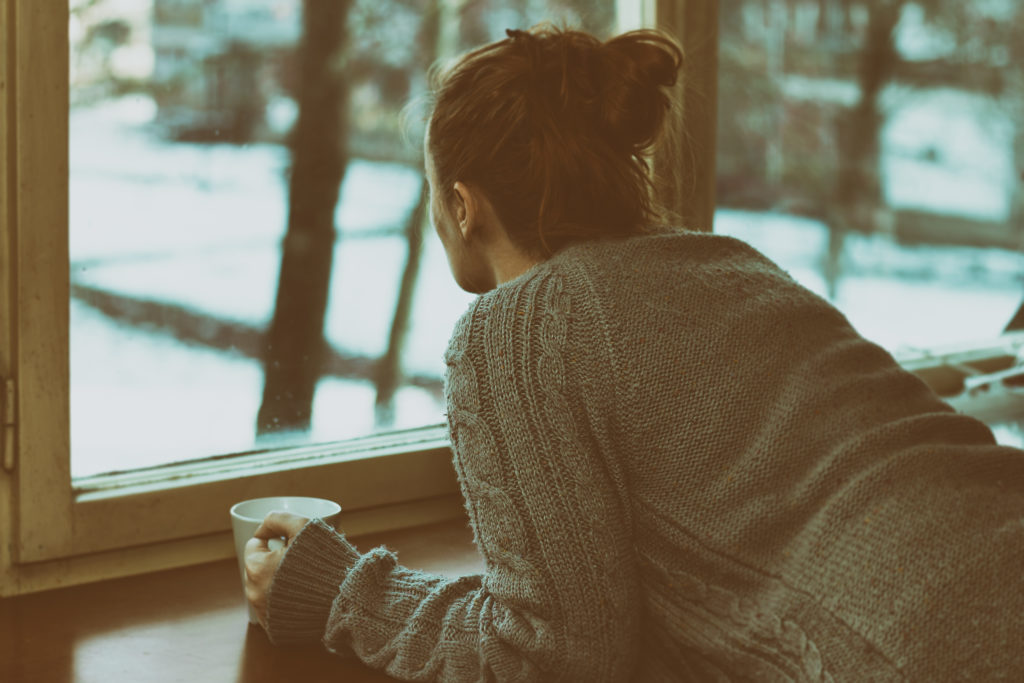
[[256, 0, 352, 437], [824, 0, 903, 299], [1006, 3, 1024, 332], [371, 0, 459, 428], [838, 0, 902, 211], [374, 184, 428, 428], [1009, 5, 1024, 250]]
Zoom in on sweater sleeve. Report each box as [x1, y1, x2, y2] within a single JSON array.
[[263, 518, 362, 646], [264, 269, 641, 681]]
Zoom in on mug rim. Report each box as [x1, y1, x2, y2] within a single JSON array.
[[230, 496, 342, 522]]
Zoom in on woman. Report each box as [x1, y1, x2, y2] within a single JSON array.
[[245, 25, 1024, 681]]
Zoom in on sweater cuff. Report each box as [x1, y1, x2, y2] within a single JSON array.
[[264, 518, 362, 646]]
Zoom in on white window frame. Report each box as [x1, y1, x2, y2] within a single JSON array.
[[0, 0, 683, 596]]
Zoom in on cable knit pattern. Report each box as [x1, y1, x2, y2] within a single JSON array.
[[265, 232, 1024, 682], [639, 550, 834, 683]]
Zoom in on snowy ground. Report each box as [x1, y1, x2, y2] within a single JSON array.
[[69, 96, 1024, 477], [714, 211, 1022, 352]]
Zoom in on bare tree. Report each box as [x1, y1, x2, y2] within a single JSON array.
[[372, 0, 450, 427], [374, 184, 428, 427], [1008, 4, 1024, 247], [257, 0, 353, 438], [824, 0, 904, 299]]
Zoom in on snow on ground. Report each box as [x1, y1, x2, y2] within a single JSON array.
[[70, 96, 476, 476], [881, 88, 1015, 221], [71, 299, 265, 470], [69, 97, 1024, 477], [715, 210, 1023, 353], [780, 79, 1016, 223]]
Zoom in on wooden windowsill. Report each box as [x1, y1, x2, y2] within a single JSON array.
[[0, 517, 484, 682]]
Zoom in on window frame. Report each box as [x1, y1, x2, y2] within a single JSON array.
[[3, 0, 701, 596], [1, 0, 1020, 598]]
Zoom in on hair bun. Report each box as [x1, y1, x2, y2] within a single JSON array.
[[596, 30, 683, 152], [427, 25, 682, 257]]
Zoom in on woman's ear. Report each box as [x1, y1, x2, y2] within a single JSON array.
[[453, 181, 476, 240]]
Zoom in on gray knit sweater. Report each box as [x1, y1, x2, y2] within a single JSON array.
[[265, 232, 1024, 681]]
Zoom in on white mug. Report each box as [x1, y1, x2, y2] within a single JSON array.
[[229, 496, 342, 623]]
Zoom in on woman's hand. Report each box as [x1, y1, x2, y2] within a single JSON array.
[[243, 511, 310, 630]]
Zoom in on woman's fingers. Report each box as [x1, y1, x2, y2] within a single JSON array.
[[237, 532, 290, 634], [243, 543, 279, 630], [244, 535, 267, 556], [253, 510, 309, 542], [243, 519, 305, 631], [244, 512, 310, 631]]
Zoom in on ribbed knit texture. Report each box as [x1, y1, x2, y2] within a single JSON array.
[[266, 232, 1024, 681]]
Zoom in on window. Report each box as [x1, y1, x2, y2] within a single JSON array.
[[714, 1, 1023, 354], [4, 0, 1019, 597], [711, 0, 1024, 450], [2, 0, 670, 595], [68, 0, 618, 479]]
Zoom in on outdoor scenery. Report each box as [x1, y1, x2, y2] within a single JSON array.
[[69, 0, 1023, 477]]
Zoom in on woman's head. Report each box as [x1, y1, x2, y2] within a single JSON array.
[[426, 25, 684, 261]]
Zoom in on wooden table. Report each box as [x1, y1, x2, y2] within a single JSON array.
[[0, 519, 484, 682]]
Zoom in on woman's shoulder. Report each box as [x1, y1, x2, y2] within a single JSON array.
[[467, 230, 803, 321], [444, 230, 806, 362], [541, 230, 784, 277], [547, 230, 799, 301]]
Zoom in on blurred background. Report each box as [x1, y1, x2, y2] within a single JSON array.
[[68, 0, 1023, 477]]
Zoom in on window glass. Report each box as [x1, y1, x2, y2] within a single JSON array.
[[715, 1, 1023, 354], [70, 0, 616, 478]]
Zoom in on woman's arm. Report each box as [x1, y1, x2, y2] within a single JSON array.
[[263, 273, 641, 681]]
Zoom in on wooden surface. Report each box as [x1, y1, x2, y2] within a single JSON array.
[[0, 518, 484, 682]]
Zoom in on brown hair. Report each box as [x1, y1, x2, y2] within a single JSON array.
[[427, 25, 684, 258]]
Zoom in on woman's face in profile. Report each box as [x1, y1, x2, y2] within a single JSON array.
[[424, 130, 450, 248], [422, 121, 515, 294], [424, 125, 468, 290], [423, 124, 487, 294]]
